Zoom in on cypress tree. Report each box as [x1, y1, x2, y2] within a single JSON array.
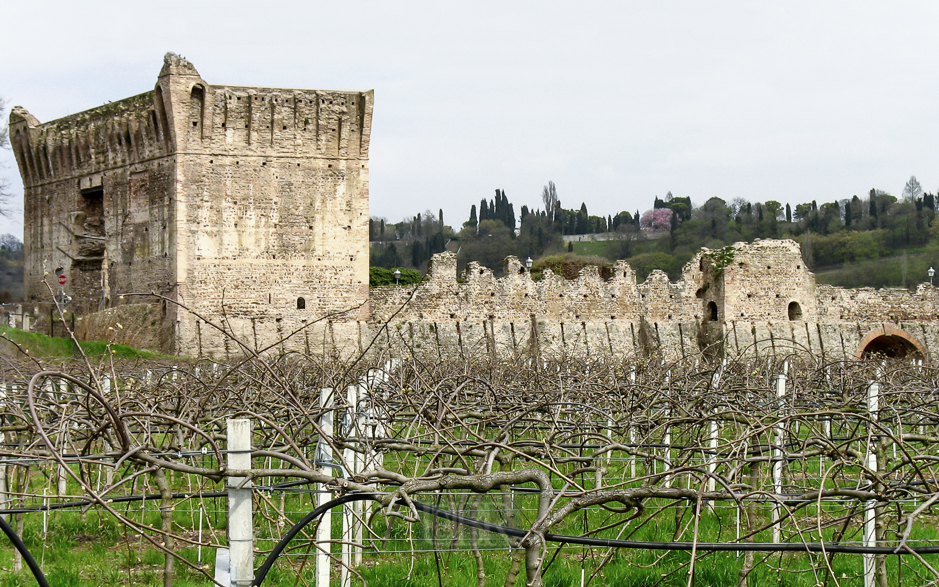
[[480, 199, 489, 221], [785, 203, 791, 223], [468, 204, 478, 228]]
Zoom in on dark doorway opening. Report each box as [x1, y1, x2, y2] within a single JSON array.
[[860, 335, 920, 360], [788, 301, 802, 321], [707, 301, 718, 321]]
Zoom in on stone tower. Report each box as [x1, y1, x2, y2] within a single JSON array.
[[10, 53, 374, 355]]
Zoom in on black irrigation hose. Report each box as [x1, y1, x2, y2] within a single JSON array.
[[253, 493, 939, 586], [0, 479, 318, 515], [0, 514, 50, 587], [6, 482, 939, 586], [253, 493, 373, 586]]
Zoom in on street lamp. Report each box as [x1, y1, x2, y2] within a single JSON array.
[[525, 257, 533, 270], [929, 267, 935, 286], [394, 268, 401, 285]]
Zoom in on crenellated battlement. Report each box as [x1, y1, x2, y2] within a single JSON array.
[[10, 93, 171, 187], [364, 242, 939, 362], [370, 252, 684, 324], [178, 85, 373, 160]]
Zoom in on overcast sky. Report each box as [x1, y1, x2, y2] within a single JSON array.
[[3, 1, 938, 238]]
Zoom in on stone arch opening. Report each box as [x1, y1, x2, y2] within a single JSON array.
[[788, 301, 802, 321], [296, 297, 305, 310], [857, 326, 926, 360], [707, 301, 718, 322], [190, 84, 206, 136]]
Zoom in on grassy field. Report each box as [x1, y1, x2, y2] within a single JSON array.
[[0, 325, 166, 360], [0, 359, 935, 586], [0, 470, 933, 586]]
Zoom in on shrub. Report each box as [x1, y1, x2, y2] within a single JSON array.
[[531, 254, 612, 280], [369, 267, 423, 287]]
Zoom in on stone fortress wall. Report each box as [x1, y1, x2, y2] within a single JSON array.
[[11, 54, 373, 354], [11, 54, 939, 361], [362, 240, 939, 363]]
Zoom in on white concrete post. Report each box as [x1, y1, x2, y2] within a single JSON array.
[[353, 385, 365, 566], [662, 371, 671, 488], [0, 383, 6, 515], [707, 366, 722, 497], [57, 378, 68, 496], [628, 369, 636, 478], [227, 418, 254, 587], [340, 385, 358, 587], [707, 419, 718, 494], [863, 380, 880, 587], [772, 372, 786, 544], [316, 388, 335, 587]]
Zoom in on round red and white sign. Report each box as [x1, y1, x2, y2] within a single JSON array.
[[58, 275, 67, 286]]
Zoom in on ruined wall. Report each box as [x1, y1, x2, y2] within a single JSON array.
[[718, 240, 816, 323], [10, 91, 176, 314], [362, 242, 939, 364]]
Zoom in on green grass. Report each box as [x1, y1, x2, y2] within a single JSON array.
[[1, 414, 936, 585], [569, 240, 617, 258], [0, 325, 165, 359], [0, 472, 935, 586]]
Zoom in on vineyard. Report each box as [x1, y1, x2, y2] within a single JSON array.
[[0, 336, 938, 586]]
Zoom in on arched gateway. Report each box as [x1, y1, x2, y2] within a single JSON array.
[[856, 325, 927, 360]]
